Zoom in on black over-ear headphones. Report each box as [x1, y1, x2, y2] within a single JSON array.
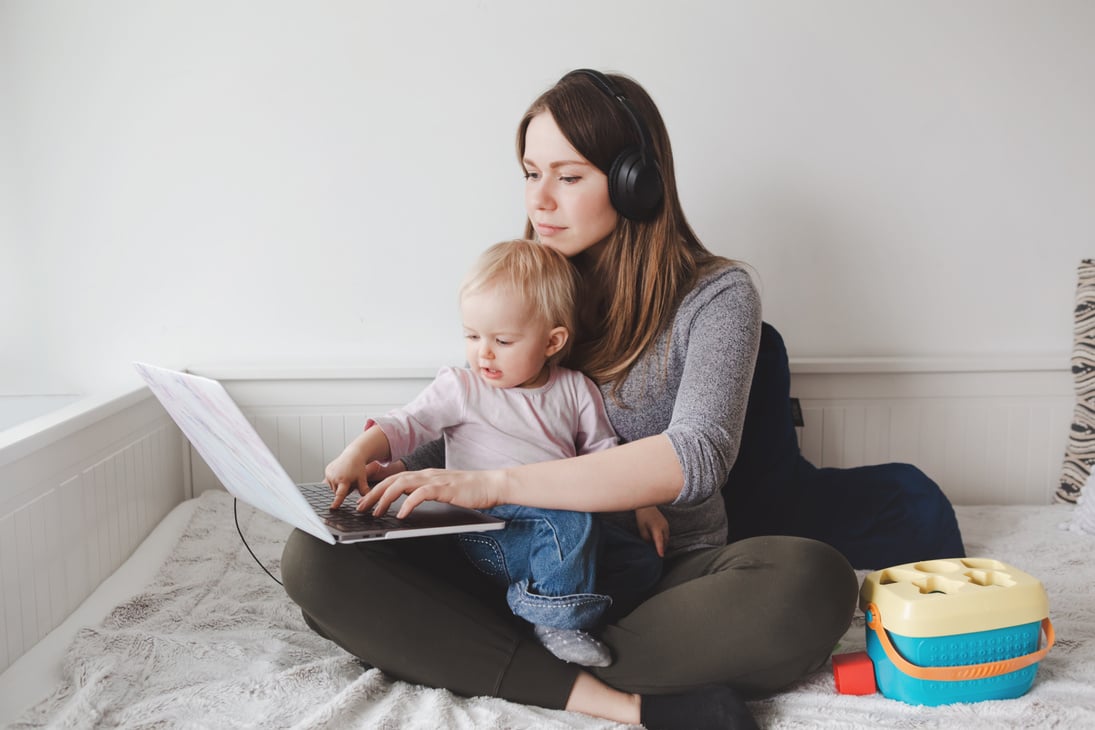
[[565, 69, 664, 222]]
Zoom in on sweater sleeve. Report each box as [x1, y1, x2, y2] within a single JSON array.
[[664, 269, 761, 506], [401, 439, 445, 470]]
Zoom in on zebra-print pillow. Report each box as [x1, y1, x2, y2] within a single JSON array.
[[1059, 259, 1095, 503]]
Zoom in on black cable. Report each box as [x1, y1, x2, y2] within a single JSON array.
[[234, 498, 283, 586]]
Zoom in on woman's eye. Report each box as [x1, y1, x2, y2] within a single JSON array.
[[559, 176, 580, 184], [524, 170, 540, 181]]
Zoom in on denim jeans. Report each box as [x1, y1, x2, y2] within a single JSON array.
[[458, 506, 661, 631]]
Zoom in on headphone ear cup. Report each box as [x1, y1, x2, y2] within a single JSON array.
[[609, 147, 664, 221]]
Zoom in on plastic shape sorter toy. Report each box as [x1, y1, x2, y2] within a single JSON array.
[[835, 557, 1055, 706]]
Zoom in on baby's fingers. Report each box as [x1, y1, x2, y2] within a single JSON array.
[[329, 480, 354, 510], [652, 527, 668, 557]]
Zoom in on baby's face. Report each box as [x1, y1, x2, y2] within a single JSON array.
[[461, 287, 556, 389]]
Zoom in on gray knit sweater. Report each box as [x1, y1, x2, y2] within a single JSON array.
[[596, 264, 761, 556], [404, 264, 761, 558]]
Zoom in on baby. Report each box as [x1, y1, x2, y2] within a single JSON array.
[[324, 239, 664, 666]]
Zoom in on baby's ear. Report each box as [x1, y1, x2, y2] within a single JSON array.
[[545, 326, 569, 358]]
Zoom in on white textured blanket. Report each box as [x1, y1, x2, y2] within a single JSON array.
[[11, 492, 1095, 729]]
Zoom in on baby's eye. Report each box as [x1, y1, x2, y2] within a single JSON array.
[[495, 339, 513, 346], [464, 334, 480, 341]]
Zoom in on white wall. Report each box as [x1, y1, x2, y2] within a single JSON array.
[[2, 1, 1093, 395], [0, 18, 50, 394]]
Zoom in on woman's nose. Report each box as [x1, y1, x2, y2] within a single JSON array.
[[527, 180, 555, 211]]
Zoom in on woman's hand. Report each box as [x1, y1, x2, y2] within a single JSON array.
[[635, 506, 669, 557], [355, 468, 507, 518]]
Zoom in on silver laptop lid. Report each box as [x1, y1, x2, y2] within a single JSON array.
[[135, 362, 339, 543]]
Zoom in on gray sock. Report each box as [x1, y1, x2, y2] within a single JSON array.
[[533, 625, 613, 667]]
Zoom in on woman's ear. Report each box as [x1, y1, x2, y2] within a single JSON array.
[[545, 326, 569, 358]]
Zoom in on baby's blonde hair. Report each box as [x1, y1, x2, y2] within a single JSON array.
[[460, 239, 578, 364]]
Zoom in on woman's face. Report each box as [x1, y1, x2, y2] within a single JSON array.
[[522, 112, 618, 258]]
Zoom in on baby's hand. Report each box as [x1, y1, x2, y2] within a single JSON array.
[[636, 506, 669, 557], [324, 450, 376, 509]]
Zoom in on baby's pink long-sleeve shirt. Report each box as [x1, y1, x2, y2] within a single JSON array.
[[369, 365, 618, 469]]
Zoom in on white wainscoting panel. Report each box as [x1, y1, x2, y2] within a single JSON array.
[[188, 370, 435, 494], [0, 393, 186, 674], [791, 363, 1073, 505], [191, 363, 1073, 507]]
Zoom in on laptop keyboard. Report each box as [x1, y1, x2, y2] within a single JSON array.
[[298, 482, 406, 531]]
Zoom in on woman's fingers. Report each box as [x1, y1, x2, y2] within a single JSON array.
[[355, 472, 410, 514], [355, 468, 500, 518], [374, 474, 418, 515], [395, 478, 441, 517]]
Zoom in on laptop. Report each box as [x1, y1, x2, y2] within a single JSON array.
[[134, 362, 505, 544]]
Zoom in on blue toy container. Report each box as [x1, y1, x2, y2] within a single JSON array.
[[857, 558, 1054, 706]]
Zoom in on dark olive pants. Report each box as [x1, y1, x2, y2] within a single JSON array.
[[280, 529, 858, 709]]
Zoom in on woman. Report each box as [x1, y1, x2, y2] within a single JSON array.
[[282, 69, 859, 729]]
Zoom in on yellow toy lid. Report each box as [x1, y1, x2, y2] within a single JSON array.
[[859, 557, 1048, 637]]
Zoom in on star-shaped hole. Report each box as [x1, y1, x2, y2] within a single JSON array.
[[964, 569, 1015, 587]]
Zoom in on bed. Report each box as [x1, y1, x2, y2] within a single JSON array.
[[1, 489, 1092, 729]]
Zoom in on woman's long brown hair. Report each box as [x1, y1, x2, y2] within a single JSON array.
[[518, 71, 728, 391]]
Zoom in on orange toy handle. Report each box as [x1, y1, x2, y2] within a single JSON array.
[[864, 603, 1055, 682]]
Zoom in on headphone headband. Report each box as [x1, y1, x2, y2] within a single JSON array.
[[563, 69, 664, 221], [567, 69, 655, 166]]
